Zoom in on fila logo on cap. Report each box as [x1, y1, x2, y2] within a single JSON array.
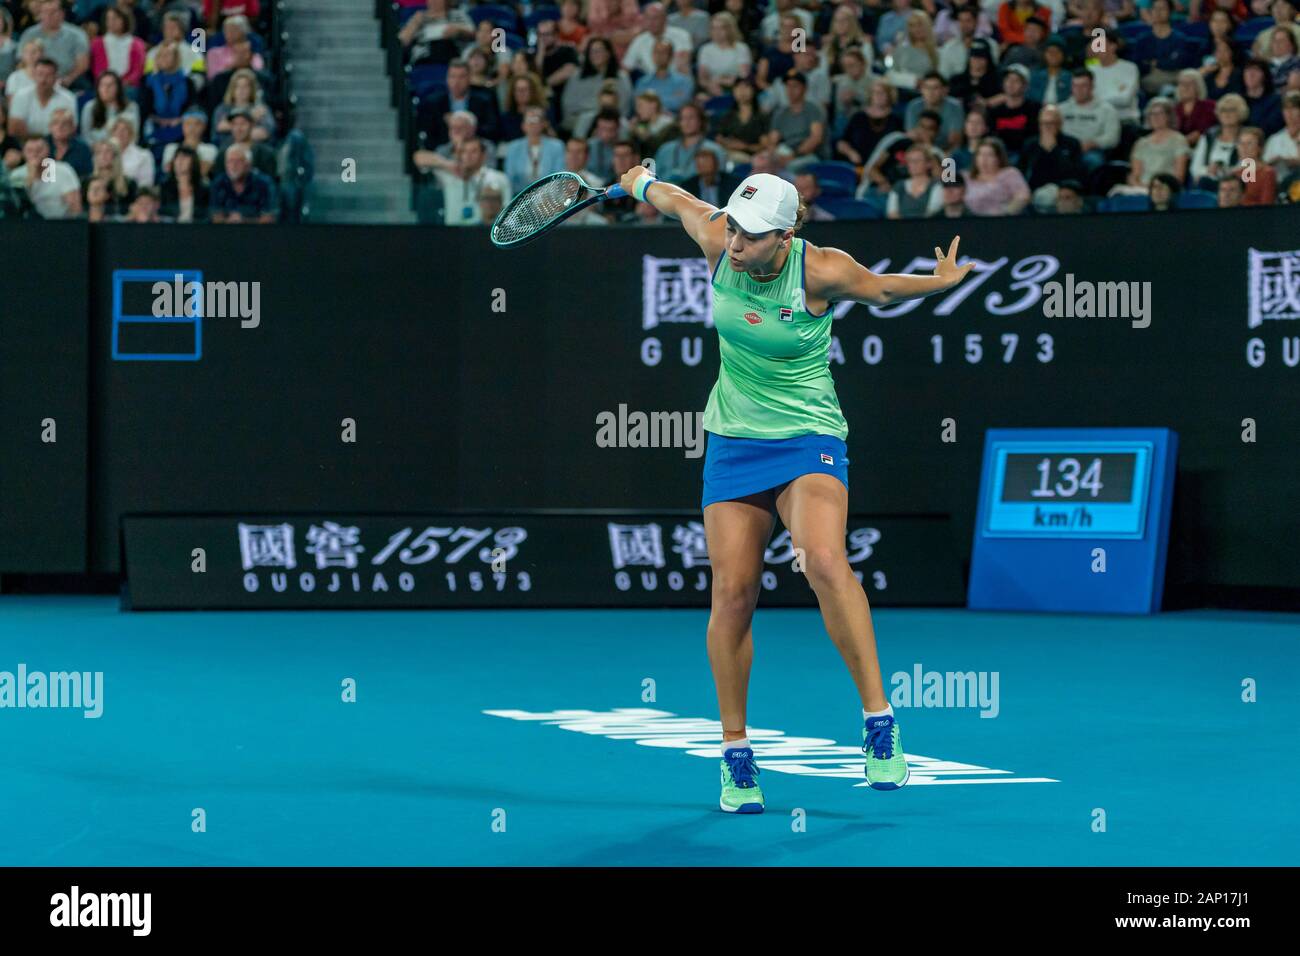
[[709, 173, 799, 233]]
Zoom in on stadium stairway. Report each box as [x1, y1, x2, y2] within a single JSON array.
[[284, 0, 416, 223]]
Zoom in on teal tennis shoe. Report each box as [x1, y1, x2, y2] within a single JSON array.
[[863, 714, 909, 790], [720, 746, 764, 813]]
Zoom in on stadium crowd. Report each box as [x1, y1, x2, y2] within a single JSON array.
[[0, 0, 293, 223], [396, 0, 1300, 224]]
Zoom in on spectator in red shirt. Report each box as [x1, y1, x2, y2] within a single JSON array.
[[556, 0, 589, 48], [1174, 68, 1217, 147], [205, 1, 260, 29], [1193, 0, 1250, 22], [1237, 125, 1278, 202]]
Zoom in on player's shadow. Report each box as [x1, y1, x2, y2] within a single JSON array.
[[560, 812, 898, 866]]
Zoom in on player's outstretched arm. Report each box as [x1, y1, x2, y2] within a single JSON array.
[[809, 236, 975, 307], [618, 165, 726, 259]]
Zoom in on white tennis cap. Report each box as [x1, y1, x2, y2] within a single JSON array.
[[709, 173, 800, 234]]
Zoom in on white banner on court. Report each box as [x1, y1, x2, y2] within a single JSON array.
[[485, 707, 1059, 787]]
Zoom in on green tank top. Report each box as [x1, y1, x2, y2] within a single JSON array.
[[703, 238, 849, 440]]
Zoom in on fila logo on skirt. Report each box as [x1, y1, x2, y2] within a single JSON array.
[[820, 453, 834, 465]]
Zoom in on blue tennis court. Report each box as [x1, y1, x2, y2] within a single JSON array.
[[2, 597, 1294, 866]]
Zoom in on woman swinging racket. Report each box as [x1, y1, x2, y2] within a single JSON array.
[[617, 166, 974, 812]]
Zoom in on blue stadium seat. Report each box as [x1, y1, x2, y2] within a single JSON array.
[[503, 31, 527, 50], [805, 161, 858, 194], [818, 197, 882, 220], [407, 62, 449, 100], [1119, 23, 1152, 45], [470, 5, 520, 32], [524, 6, 562, 29], [1176, 189, 1217, 209], [893, 86, 918, 120], [730, 162, 752, 178], [817, 180, 854, 197], [702, 94, 735, 116], [397, 6, 422, 26], [1234, 17, 1272, 45], [1180, 20, 1209, 41], [1099, 194, 1152, 213], [209, 32, 267, 53], [73, 0, 111, 20]]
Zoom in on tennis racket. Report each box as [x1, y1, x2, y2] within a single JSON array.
[[490, 161, 652, 248]]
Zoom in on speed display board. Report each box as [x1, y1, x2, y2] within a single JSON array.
[[968, 428, 1178, 613]]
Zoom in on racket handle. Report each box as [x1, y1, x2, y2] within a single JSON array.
[[606, 185, 628, 199]]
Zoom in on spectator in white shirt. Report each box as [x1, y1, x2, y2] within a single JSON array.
[[10, 135, 81, 218], [1059, 68, 1120, 169], [1089, 30, 1140, 124], [434, 136, 511, 226], [5, 37, 46, 100], [111, 114, 155, 187], [696, 11, 752, 96], [1262, 90, 1300, 175], [623, 3, 694, 76], [8, 57, 77, 137]]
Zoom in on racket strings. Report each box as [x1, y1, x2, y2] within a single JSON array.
[[492, 175, 589, 245]]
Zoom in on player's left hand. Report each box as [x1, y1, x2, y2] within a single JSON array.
[[934, 236, 974, 288]]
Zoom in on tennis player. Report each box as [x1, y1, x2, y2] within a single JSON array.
[[617, 166, 974, 813]]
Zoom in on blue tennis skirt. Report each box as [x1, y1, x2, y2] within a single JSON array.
[[701, 431, 849, 509]]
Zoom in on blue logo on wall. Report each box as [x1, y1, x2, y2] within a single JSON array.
[[112, 269, 204, 362]]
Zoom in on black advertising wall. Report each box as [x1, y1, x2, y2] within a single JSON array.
[[87, 224, 464, 572], [0, 222, 88, 572], [5, 210, 1296, 605], [120, 513, 962, 609]]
